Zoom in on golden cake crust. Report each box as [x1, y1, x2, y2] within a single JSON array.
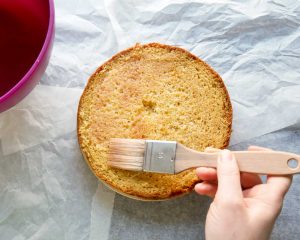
[[77, 43, 232, 200]]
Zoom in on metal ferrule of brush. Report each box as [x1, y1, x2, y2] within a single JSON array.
[[143, 140, 177, 174]]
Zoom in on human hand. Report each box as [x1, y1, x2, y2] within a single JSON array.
[[195, 146, 292, 240]]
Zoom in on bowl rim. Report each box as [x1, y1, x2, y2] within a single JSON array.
[[0, 0, 55, 103]]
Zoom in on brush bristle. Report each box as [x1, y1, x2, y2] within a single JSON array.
[[107, 138, 146, 171]]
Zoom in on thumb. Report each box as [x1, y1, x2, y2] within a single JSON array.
[[215, 150, 243, 202]]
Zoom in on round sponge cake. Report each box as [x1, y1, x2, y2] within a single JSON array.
[[77, 43, 232, 200]]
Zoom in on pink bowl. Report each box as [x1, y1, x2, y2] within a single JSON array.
[[0, 0, 55, 113]]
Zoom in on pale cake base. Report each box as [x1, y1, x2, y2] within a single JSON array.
[[77, 43, 232, 200]]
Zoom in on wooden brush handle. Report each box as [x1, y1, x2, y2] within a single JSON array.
[[175, 145, 300, 174]]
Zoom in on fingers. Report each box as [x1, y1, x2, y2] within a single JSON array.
[[267, 175, 293, 197], [195, 147, 219, 182], [240, 172, 262, 189], [196, 167, 217, 181], [215, 150, 243, 202], [195, 182, 217, 198], [204, 147, 221, 153], [196, 168, 262, 189], [248, 145, 272, 151], [248, 145, 293, 200], [197, 147, 263, 192], [239, 146, 266, 188]]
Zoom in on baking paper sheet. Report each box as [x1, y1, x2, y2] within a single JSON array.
[[89, 184, 115, 240], [0, 132, 99, 240], [0, 0, 299, 239], [0, 85, 82, 155]]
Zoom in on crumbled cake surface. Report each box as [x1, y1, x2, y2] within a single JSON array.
[[77, 43, 232, 200]]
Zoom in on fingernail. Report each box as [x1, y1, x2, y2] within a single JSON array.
[[220, 149, 233, 161]]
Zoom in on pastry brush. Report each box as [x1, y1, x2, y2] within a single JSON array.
[[107, 138, 300, 175]]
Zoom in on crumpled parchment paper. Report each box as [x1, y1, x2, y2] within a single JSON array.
[[0, 0, 299, 239]]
